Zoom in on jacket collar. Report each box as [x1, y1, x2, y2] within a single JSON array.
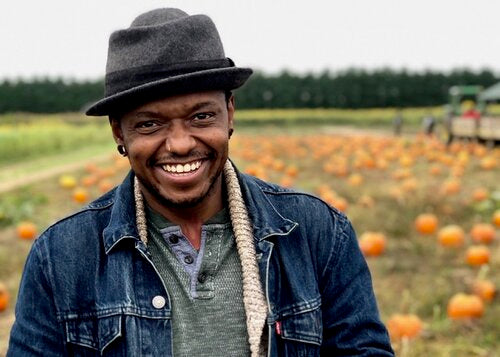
[[236, 169, 298, 241], [103, 165, 298, 253], [102, 171, 141, 254]]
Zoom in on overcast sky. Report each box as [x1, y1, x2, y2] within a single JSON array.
[[1, 0, 498, 80]]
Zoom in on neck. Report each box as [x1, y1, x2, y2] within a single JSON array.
[[140, 177, 225, 249]]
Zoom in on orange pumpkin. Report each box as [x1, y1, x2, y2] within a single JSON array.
[[493, 210, 500, 228], [16, 221, 37, 240], [441, 179, 461, 195], [465, 245, 490, 266], [0, 282, 9, 312], [387, 314, 423, 339], [73, 188, 90, 204], [414, 213, 438, 235], [437, 225, 465, 247], [471, 188, 489, 202], [98, 180, 115, 194], [472, 280, 496, 302], [359, 232, 387, 257], [470, 223, 496, 244], [447, 293, 484, 319]]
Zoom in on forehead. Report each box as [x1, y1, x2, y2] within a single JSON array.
[[127, 91, 226, 117]]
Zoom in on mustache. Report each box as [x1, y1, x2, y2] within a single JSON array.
[[148, 150, 216, 166]]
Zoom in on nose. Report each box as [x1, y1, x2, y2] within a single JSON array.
[[165, 121, 196, 156]]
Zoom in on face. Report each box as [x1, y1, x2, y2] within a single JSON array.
[[111, 91, 234, 212]]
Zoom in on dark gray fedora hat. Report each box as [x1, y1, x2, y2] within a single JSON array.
[[85, 8, 252, 116]]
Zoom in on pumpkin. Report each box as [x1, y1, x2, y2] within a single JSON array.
[[16, 221, 37, 240], [493, 210, 500, 228], [437, 225, 465, 247], [447, 293, 484, 319], [465, 246, 490, 266], [472, 280, 496, 302], [359, 232, 387, 257], [58, 174, 77, 189], [470, 223, 496, 244], [73, 188, 90, 204], [414, 213, 438, 235], [471, 188, 489, 202], [387, 314, 423, 339], [0, 282, 9, 312]]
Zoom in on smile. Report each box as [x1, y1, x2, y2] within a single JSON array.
[[162, 160, 202, 174]]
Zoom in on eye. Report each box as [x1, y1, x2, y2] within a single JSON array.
[[135, 120, 160, 133], [193, 112, 214, 121]]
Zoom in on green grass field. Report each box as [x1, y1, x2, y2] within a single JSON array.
[[0, 112, 498, 356]]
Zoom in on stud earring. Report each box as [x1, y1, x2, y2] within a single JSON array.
[[117, 145, 127, 156]]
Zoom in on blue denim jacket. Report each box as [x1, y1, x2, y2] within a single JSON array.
[[8, 169, 394, 356]]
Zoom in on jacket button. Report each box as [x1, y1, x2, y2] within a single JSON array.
[[184, 255, 194, 264], [169, 234, 180, 244], [152, 295, 166, 309]]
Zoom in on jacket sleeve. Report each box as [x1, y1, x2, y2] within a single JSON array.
[[7, 238, 66, 356], [318, 212, 394, 356]]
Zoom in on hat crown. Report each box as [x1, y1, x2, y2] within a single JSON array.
[[130, 8, 188, 27], [106, 8, 225, 75], [85, 8, 252, 116]]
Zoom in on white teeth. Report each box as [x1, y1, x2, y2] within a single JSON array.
[[162, 161, 202, 174]]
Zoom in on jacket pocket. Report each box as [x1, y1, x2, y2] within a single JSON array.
[[275, 307, 322, 356], [65, 314, 122, 355], [280, 307, 322, 345]]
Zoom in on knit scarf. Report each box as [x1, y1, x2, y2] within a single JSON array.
[[133, 160, 268, 357]]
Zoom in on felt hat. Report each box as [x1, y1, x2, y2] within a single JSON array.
[[85, 8, 252, 116]]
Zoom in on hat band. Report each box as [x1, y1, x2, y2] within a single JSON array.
[[105, 58, 235, 96]]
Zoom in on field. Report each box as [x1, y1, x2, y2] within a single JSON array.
[[0, 112, 498, 356]]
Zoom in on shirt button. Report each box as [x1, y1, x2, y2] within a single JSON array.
[[184, 255, 194, 264], [169, 234, 180, 244], [152, 295, 166, 309], [198, 273, 207, 283]]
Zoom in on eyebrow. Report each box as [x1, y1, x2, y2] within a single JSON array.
[[134, 100, 219, 119]]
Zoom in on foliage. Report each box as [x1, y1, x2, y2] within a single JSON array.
[[0, 68, 499, 113], [0, 114, 111, 166]]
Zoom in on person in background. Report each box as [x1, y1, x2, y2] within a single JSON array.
[[8, 8, 394, 356]]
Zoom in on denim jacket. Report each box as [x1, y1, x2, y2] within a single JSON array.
[[8, 169, 394, 356]]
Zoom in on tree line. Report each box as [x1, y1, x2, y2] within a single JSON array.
[[0, 69, 498, 113]]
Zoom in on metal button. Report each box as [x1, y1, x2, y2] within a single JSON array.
[[152, 295, 166, 309], [169, 234, 180, 244], [197, 273, 207, 283], [184, 255, 194, 264]]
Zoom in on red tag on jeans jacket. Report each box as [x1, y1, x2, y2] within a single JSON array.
[[275, 321, 282, 335]]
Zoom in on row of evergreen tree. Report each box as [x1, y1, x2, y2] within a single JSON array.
[[0, 68, 498, 113]]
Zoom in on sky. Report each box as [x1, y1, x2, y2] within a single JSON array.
[[1, 0, 499, 80]]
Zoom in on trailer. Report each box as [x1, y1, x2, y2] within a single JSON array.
[[447, 84, 500, 145]]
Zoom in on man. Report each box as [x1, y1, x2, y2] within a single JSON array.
[[8, 8, 394, 356]]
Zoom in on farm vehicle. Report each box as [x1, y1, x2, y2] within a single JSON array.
[[446, 84, 500, 145]]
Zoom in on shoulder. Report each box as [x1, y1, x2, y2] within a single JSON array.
[[35, 188, 117, 253], [239, 172, 348, 225]]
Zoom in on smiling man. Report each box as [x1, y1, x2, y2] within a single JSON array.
[[8, 8, 394, 357]]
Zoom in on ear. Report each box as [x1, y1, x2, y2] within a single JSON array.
[[227, 95, 235, 132], [109, 117, 124, 145]]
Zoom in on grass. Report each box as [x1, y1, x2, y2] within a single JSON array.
[[0, 115, 499, 356]]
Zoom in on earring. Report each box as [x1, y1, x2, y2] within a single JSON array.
[[229, 128, 234, 138], [117, 145, 127, 156]]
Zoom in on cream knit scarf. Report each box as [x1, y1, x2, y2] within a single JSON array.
[[134, 160, 268, 357]]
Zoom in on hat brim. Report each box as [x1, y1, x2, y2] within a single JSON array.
[[85, 67, 252, 116]]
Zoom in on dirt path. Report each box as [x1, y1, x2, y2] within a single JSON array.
[[0, 153, 113, 194]]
